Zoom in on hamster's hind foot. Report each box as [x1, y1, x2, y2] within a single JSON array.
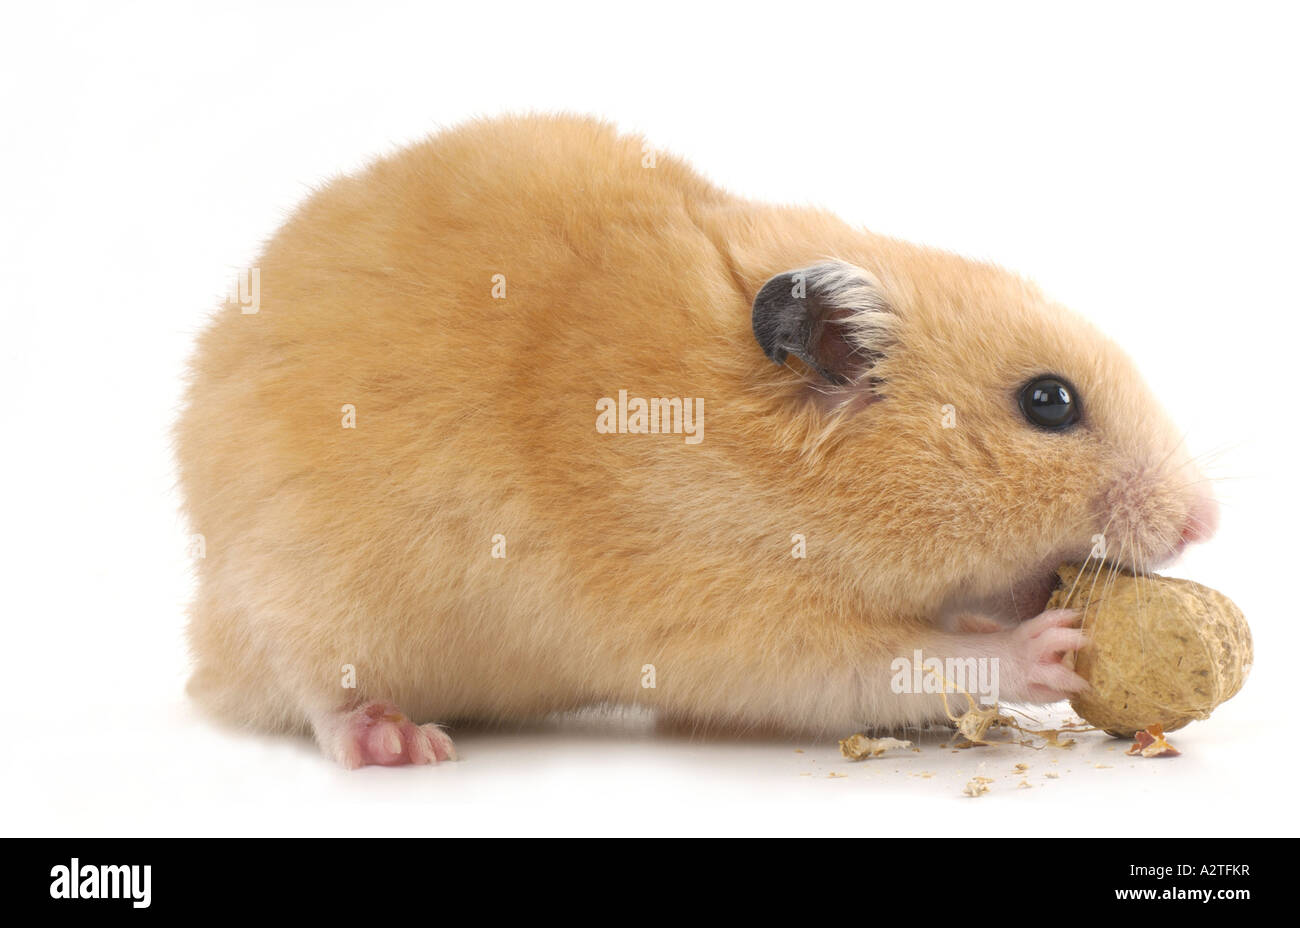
[[312, 701, 457, 769]]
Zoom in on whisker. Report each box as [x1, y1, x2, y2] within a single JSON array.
[[1161, 476, 1253, 493], [1151, 429, 1193, 478], [1060, 511, 1119, 607]]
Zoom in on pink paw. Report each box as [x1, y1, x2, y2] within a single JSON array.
[[1002, 608, 1089, 704], [318, 701, 457, 769]]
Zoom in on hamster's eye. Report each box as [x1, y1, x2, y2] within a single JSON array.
[[1018, 376, 1080, 430]]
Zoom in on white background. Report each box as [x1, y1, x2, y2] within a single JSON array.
[[2, 1, 1296, 836]]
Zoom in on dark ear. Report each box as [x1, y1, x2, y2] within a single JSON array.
[[752, 261, 894, 385]]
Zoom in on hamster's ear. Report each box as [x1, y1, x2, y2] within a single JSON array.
[[751, 261, 895, 386]]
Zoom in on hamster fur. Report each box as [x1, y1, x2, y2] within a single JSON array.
[[175, 114, 1218, 767]]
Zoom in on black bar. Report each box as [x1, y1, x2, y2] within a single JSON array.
[[4, 837, 1284, 915]]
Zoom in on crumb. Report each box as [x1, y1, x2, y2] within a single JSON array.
[[1017, 779, 1032, 789], [1095, 764, 1113, 769], [828, 772, 847, 778], [1045, 772, 1060, 779], [963, 776, 993, 798], [1014, 763, 1029, 773], [794, 749, 804, 754], [838, 734, 913, 761], [1127, 726, 1181, 758]]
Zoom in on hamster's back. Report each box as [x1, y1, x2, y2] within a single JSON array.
[[176, 115, 766, 732]]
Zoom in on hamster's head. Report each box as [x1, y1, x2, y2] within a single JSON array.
[[750, 248, 1217, 623]]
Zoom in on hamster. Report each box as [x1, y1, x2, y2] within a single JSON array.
[[175, 114, 1218, 767]]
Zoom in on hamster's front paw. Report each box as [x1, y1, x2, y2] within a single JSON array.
[[1000, 608, 1089, 704], [315, 701, 457, 769]]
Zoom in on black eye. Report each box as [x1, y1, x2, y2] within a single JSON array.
[[1018, 376, 1080, 430]]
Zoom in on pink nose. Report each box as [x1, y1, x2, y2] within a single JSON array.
[[1180, 490, 1220, 546]]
